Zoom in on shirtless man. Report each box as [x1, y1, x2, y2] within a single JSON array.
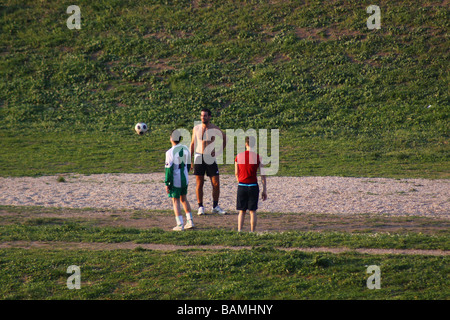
[[190, 108, 227, 215]]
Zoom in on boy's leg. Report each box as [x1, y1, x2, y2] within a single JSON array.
[[247, 186, 259, 232], [180, 194, 194, 229], [238, 210, 246, 232], [172, 197, 184, 230], [249, 210, 257, 232], [180, 194, 192, 215]]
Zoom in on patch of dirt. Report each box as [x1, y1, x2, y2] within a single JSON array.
[[0, 240, 447, 256], [0, 207, 448, 235], [1, 174, 448, 216], [1, 207, 448, 255]]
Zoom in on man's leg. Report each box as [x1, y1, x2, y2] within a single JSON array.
[[195, 175, 204, 204], [210, 175, 220, 204], [210, 175, 226, 214], [196, 175, 205, 215]]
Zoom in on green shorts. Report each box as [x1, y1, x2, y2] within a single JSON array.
[[168, 186, 188, 198]]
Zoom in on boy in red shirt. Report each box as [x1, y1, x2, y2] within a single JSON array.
[[234, 136, 267, 232]]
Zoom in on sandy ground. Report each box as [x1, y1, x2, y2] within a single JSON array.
[[1, 173, 449, 217], [1, 173, 448, 255]]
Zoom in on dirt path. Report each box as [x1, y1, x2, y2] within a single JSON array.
[[1, 206, 449, 255], [0, 240, 447, 256], [1, 206, 449, 234]]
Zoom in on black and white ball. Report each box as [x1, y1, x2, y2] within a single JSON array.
[[134, 123, 148, 135]]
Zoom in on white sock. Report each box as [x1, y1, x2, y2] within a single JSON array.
[[186, 212, 193, 221], [176, 215, 184, 226]]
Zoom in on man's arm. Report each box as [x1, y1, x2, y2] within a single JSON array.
[[212, 125, 227, 158], [222, 129, 227, 152], [186, 146, 191, 172], [235, 160, 239, 183], [190, 127, 196, 164]]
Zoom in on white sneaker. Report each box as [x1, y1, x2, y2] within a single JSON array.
[[173, 225, 184, 231], [197, 207, 205, 216], [212, 205, 226, 215], [185, 220, 194, 229]]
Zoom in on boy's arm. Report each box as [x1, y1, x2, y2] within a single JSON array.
[[259, 156, 267, 200], [165, 152, 173, 189], [260, 174, 267, 200], [235, 160, 239, 183]]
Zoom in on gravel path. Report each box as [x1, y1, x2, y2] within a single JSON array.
[[1, 173, 448, 217]]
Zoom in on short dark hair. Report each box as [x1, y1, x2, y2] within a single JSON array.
[[201, 108, 212, 116], [245, 136, 256, 148]]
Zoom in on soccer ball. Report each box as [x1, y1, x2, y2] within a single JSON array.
[[134, 122, 148, 135]]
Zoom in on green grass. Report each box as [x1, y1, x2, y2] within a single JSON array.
[[0, 208, 448, 300], [0, 247, 448, 300], [0, 128, 448, 178], [0, 220, 448, 251], [1, 0, 448, 178], [0, 129, 166, 176]]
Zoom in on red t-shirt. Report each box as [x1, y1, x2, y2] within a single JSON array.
[[235, 151, 261, 184]]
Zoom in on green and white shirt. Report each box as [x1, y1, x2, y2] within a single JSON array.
[[165, 144, 191, 189]]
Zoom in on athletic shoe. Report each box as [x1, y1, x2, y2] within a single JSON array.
[[197, 206, 205, 216], [173, 225, 184, 231], [185, 220, 194, 229], [212, 205, 226, 215]]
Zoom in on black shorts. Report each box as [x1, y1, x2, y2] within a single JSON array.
[[236, 184, 259, 211], [193, 155, 219, 177]]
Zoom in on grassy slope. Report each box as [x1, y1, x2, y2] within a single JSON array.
[[1, 0, 449, 178]]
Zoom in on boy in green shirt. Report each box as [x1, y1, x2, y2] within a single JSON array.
[[165, 130, 194, 231]]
